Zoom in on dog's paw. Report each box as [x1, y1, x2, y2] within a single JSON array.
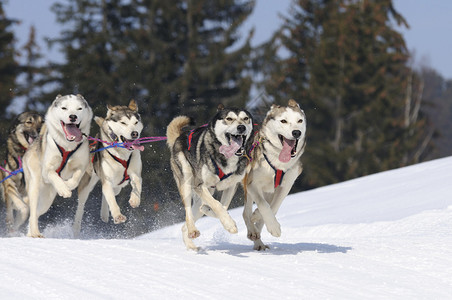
[[113, 214, 127, 224], [56, 185, 72, 198], [254, 240, 270, 251], [247, 231, 261, 241], [128, 195, 140, 208], [266, 220, 281, 237], [188, 229, 200, 239], [27, 232, 44, 238], [221, 217, 238, 234], [65, 179, 79, 191]]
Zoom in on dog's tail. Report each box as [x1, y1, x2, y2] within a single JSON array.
[[166, 116, 191, 148]]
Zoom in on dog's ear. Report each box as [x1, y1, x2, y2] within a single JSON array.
[[217, 103, 225, 111], [107, 104, 115, 111], [128, 99, 138, 112], [288, 99, 299, 108], [94, 116, 104, 127], [270, 104, 281, 110], [56, 94, 62, 99]]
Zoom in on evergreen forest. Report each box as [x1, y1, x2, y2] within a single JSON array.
[[1, 0, 451, 237]]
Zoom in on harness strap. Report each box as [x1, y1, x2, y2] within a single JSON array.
[[264, 154, 285, 188], [55, 141, 83, 176], [108, 151, 132, 184], [211, 158, 232, 181], [187, 130, 195, 151], [187, 124, 208, 151]]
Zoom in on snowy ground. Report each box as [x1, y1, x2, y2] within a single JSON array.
[[1, 157, 452, 299]]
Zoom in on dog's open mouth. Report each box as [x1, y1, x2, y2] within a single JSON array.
[[61, 121, 83, 142], [278, 134, 299, 163], [120, 135, 144, 151], [23, 132, 37, 145], [219, 133, 246, 158]]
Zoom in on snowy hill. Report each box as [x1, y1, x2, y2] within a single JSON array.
[[1, 157, 452, 299]]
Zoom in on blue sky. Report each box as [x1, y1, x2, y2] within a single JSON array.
[[5, 0, 452, 79]]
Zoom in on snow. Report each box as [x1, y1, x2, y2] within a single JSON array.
[[1, 156, 452, 299]]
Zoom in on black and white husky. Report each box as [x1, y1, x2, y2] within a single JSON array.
[[73, 100, 143, 237], [23, 94, 93, 238], [243, 99, 307, 250], [167, 104, 254, 250]]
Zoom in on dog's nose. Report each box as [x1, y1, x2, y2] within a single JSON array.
[[131, 131, 139, 139], [292, 130, 301, 139], [237, 125, 246, 134], [69, 115, 77, 123]]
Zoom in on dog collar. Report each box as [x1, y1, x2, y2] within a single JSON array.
[[54, 140, 83, 176], [263, 153, 285, 188]]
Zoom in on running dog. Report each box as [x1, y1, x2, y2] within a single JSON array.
[[1, 111, 43, 233], [72, 100, 143, 237], [243, 99, 307, 250], [167, 104, 254, 250], [23, 94, 93, 238]]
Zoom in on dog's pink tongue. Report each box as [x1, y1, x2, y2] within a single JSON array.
[[64, 124, 83, 142], [279, 138, 295, 163], [131, 144, 144, 151], [219, 136, 242, 158]]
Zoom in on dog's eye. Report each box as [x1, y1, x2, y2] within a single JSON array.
[[298, 119, 303, 123], [62, 107, 67, 110], [243, 117, 249, 121], [135, 121, 138, 125], [121, 122, 127, 125], [77, 107, 83, 111], [280, 119, 287, 124], [226, 117, 233, 121]]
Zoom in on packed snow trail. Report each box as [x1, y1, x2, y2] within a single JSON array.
[[1, 157, 452, 299]]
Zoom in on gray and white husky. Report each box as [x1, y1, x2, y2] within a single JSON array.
[[1, 111, 43, 233], [167, 104, 254, 250], [73, 100, 143, 237], [23, 94, 93, 238], [243, 99, 307, 250]]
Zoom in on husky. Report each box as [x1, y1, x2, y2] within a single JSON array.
[[72, 100, 143, 237], [243, 99, 307, 250], [23, 94, 93, 238], [1, 111, 43, 233], [167, 104, 254, 250]]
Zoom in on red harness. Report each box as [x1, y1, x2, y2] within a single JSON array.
[[108, 151, 132, 185], [264, 154, 285, 188], [55, 141, 83, 176]]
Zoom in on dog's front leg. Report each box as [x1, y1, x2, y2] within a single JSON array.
[[65, 168, 84, 191], [251, 185, 281, 238], [101, 180, 126, 224], [200, 184, 237, 218], [45, 170, 72, 198], [26, 178, 43, 238], [195, 185, 237, 234], [128, 173, 142, 208]]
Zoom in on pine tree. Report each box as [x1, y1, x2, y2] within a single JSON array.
[[0, 2, 18, 118], [259, 0, 431, 189], [0, 2, 19, 158]]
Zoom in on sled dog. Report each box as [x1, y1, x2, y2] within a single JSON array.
[[243, 99, 307, 250], [167, 104, 254, 250], [73, 100, 143, 237], [23, 94, 93, 238], [1, 111, 43, 233]]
